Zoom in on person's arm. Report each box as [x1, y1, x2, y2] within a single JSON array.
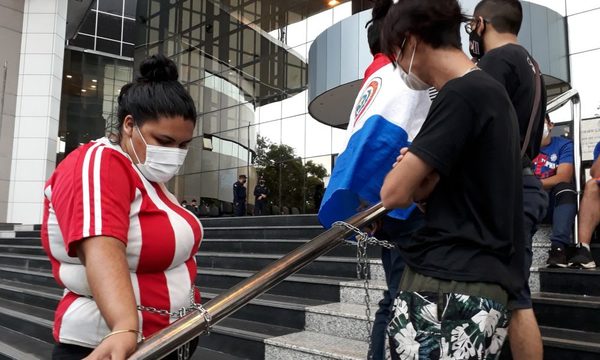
[[540, 163, 574, 190], [591, 157, 600, 178], [79, 237, 139, 360], [381, 151, 438, 209]]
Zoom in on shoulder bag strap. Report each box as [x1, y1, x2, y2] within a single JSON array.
[[521, 58, 542, 158]]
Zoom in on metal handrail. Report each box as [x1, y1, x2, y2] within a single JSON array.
[[129, 202, 389, 359], [546, 89, 582, 244]]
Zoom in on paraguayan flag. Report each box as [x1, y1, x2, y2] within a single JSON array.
[[318, 54, 432, 228]]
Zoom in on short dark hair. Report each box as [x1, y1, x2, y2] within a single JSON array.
[[474, 0, 523, 35], [115, 54, 197, 141], [239, 175, 247, 179], [366, 0, 394, 55], [382, 0, 467, 58]]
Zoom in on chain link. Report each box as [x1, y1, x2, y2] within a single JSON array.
[[136, 286, 212, 360], [333, 221, 395, 360]]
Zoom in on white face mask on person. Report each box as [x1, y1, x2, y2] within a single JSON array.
[[130, 126, 188, 183], [395, 41, 430, 91]]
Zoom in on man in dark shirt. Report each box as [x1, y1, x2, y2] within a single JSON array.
[[469, 1, 547, 358], [253, 177, 269, 216], [380, 0, 523, 357], [185, 199, 200, 217], [233, 175, 247, 216]]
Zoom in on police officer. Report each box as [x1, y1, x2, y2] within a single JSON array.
[[233, 175, 247, 216], [253, 177, 269, 216]]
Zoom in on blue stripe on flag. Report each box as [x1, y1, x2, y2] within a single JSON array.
[[318, 115, 416, 228]]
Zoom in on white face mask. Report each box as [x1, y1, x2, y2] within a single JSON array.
[[130, 126, 188, 183], [396, 41, 430, 91]]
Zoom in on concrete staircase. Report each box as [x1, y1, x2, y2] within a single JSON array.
[[0, 219, 599, 359]]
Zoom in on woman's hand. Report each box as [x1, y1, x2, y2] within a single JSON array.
[[392, 147, 409, 168], [83, 331, 138, 360]]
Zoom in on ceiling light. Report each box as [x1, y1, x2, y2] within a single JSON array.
[[92, 79, 97, 83], [66, 75, 72, 79], [81, 89, 87, 93], [91, 85, 96, 89], [328, 0, 340, 7]]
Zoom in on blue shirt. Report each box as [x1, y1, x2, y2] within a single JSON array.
[[594, 141, 600, 161], [532, 136, 574, 179]]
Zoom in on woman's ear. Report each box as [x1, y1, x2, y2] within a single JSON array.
[[122, 115, 135, 137]]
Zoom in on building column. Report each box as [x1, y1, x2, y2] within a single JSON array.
[[7, 0, 67, 224]]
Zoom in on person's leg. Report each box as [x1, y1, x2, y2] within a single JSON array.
[[509, 175, 546, 360], [546, 182, 577, 267], [550, 182, 577, 247], [571, 179, 600, 268], [370, 211, 425, 360], [578, 179, 600, 245]]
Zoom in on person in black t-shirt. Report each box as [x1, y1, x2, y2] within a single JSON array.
[[469, 1, 547, 358], [379, 1, 523, 358]]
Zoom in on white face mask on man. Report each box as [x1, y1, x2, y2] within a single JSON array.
[[395, 40, 430, 91], [130, 126, 188, 183]]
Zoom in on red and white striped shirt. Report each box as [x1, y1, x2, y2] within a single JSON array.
[[41, 137, 203, 347]]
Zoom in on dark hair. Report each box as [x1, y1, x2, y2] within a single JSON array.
[[366, 0, 394, 55], [474, 0, 522, 35], [381, 0, 467, 58], [114, 54, 197, 141]]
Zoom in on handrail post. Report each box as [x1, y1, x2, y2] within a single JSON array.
[[129, 202, 388, 359]]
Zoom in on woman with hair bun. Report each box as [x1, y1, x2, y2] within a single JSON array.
[[42, 54, 202, 359], [379, 0, 524, 358]]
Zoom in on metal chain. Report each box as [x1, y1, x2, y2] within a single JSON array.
[[333, 221, 395, 360], [136, 287, 212, 360]]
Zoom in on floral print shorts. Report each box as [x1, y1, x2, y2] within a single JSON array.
[[387, 291, 509, 360]]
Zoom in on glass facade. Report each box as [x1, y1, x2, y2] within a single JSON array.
[[57, 50, 133, 162], [69, 0, 137, 58], [136, 0, 351, 215]]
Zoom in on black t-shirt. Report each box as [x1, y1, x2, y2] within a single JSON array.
[[404, 70, 524, 297], [478, 44, 547, 167]]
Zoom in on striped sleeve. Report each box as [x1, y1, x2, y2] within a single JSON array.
[[53, 143, 135, 257]]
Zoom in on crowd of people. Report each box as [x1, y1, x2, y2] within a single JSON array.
[[39, 0, 597, 359]]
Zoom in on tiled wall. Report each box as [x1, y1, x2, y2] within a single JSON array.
[[7, 0, 67, 224]]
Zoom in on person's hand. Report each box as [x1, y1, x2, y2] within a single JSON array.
[[392, 147, 409, 168], [83, 331, 138, 360]]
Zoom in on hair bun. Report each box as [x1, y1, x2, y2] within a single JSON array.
[[139, 54, 179, 82]]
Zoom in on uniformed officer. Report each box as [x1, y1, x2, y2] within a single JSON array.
[[233, 175, 247, 216], [253, 177, 269, 216]]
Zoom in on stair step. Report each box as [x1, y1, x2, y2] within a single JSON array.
[[265, 330, 367, 360], [200, 215, 320, 228], [339, 280, 387, 306], [540, 326, 600, 360], [0, 279, 62, 311], [199, 239, 379, 258], [532, 292, 600, 333], [201, 288, 327, 330], [198, 317, 297, 360], [0, 238, 42, 246], [0, 245, 46, 256], [203, 226, 324, 240], [0, 325, 52, 360], [197, 268, 349, 302], [539, 268, 600, 296], [0, 298, 53, 343], [0, 266, 56, 288], [197, 252, 383, 279], [305, 302, 373, 342], [191, 347, 250, 360], [0, 253, 51, 271]]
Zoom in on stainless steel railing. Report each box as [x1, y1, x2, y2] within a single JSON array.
[[128, 202, 389, 359]]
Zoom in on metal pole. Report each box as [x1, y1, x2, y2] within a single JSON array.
[[129, 202, 389, 359], [572, 98, 582, 245]]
